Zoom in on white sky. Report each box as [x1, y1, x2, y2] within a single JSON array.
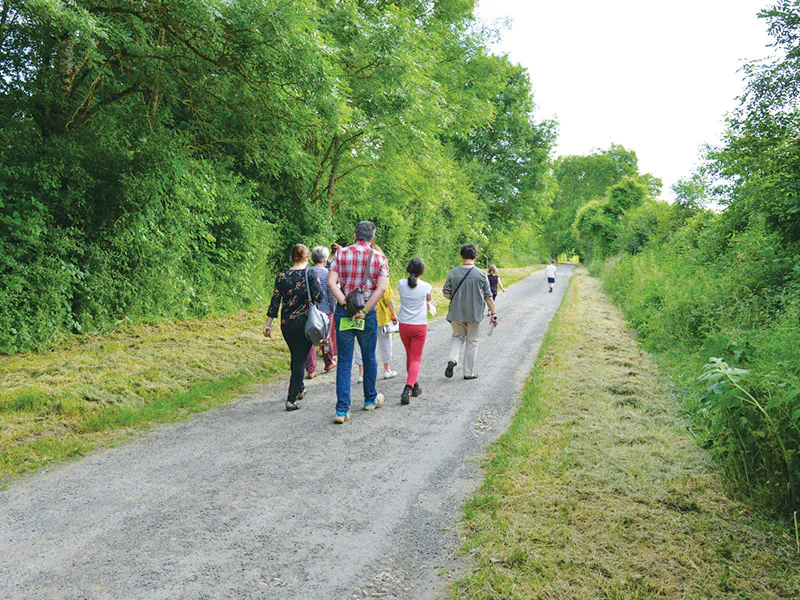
[[474, 0, 775, 200]]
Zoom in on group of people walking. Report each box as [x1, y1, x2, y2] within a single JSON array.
[[264, 220, 508, 424]]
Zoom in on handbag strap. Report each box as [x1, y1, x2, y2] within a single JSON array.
[[450, 267, 475, 300], [359, 248, 375, 290], [304, 268, 312, 304]]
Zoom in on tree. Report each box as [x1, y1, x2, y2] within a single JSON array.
[[546, 144, 639, 256]]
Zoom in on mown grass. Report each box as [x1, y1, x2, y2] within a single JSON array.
[[0, 309, 288, 484], [451, 268, 800, 599], [0, 265, 541, 484]]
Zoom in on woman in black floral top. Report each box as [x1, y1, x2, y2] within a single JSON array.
[[264, 244, 324, 411]]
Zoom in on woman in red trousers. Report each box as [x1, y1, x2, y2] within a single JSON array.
[[397, 258, 433, 404]]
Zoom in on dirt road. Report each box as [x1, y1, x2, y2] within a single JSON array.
[[1, 265, 573, 599]]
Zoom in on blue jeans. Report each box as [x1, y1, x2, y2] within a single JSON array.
[[334, 306, 378, 414]]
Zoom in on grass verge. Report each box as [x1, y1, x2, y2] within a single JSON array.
[[0, 309, 287, 485], [1, 265, 541, 484], [450, 267, 800, 599]]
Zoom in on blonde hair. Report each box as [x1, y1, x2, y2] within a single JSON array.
[[488, 264, 499, 275]]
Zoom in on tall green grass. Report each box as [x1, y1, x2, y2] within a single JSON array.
[[595, 230, 800, 514]]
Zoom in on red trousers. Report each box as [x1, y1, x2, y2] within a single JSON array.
[[399, 323, 427, 386]]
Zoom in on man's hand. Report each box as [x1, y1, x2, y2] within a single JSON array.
[[355, 309, 367, 320]]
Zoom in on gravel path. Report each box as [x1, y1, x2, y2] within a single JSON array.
[[1, 265, 573, 600]]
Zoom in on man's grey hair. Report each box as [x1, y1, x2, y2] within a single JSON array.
[[354, 220, 377, 242], [311, 245, 329, 264]]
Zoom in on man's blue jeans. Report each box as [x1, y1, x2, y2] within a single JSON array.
[[334, 306, 378, 414]]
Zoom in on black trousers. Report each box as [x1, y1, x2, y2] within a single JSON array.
[[282, 326, 313, 401]]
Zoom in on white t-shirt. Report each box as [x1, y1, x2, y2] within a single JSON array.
[[398, 278, 433, 325], [546, 264, 557, 278]]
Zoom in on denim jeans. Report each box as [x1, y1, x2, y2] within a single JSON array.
[[334, 306, 378, 414]]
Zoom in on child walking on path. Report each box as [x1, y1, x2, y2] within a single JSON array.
[[397, 258, 433, 404], [487, 265, 505, 305]]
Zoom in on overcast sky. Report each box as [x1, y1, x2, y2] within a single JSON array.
[[474, 0, 775, 199]]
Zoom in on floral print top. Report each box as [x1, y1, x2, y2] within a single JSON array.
[[267, 268, 324, 332]]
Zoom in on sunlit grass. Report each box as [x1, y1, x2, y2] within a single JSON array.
[[450, 268, 800, 599], [0, 309, 287, 483]]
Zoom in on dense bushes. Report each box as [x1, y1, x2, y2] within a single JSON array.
[[0, 0, 554, 353], [597, 222, 800, 513], [565, 1, 800, 514]]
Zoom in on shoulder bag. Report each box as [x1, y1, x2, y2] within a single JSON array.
[[304, 269, 331, 346], [449, 267, 475, 301]]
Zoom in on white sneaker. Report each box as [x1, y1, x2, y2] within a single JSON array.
[[357, 376, 364, 384], [383, 370, 397, 380]]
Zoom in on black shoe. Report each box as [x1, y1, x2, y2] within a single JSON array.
[[400, 385, 412, 405], [445, 360, 457, 378], [463, 374, 478, 380], [412, 382, 422, 397], [285, 400, 301, 411], [296, 390, 306, 401]]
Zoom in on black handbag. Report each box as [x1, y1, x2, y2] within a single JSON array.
[[344, 249, 374, 316]]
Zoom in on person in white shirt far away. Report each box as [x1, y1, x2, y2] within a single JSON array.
[[546, 260, 557, 293]]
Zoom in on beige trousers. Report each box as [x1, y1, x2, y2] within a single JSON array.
[[449, 321, 481, 377]]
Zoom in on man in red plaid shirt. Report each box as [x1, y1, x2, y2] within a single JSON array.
[[328, 221, 389, 423]]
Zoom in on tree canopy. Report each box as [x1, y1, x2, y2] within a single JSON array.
[[0, 0, 554, 352]]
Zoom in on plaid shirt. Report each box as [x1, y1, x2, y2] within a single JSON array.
[[329, 241, 389, 302]]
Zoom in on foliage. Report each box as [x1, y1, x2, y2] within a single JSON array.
[[0, 0, 555, 353], [544, 144, 639, 256], [553, 1, 800, 514], [452, 270, 800, 598]]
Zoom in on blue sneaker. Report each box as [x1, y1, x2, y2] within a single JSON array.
[[363, 393, 385, 411], [333, 411, 351, 424]]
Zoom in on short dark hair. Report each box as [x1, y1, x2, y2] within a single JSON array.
[[354, 221, 376, 242], [460, 243, 478, 260]]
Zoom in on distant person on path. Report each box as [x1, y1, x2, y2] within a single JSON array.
[[355, 243, 398, 382], [305, 246, 337, 379], [546, 260, 557, 293], [264, 244, 324, 411], [442, 243, 496, 380], [328, 221, 389, 424], [397, 257, 433, 404], [487, 264, 505, 308]]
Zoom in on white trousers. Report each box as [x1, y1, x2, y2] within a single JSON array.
[[355, 329, 393, 366], [449, 321, 481, 377]]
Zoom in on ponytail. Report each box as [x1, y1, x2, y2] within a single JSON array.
[[406, 257, 425, 288]]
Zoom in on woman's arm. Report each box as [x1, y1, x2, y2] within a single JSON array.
[[263, 316, 274, 338], [498, 277, 505, 292], [265, 275, 282, 336]]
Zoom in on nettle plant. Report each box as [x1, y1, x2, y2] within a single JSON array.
[[698, 353, 800, 514]]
